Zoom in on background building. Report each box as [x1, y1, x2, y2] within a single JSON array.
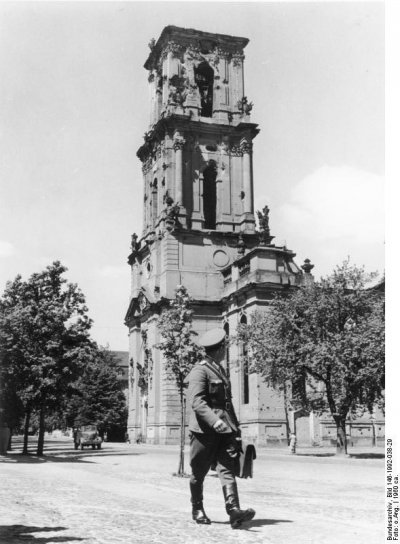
[[125, 26, 384, 448], [111, 351, 129, 398]]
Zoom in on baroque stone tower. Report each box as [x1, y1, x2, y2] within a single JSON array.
[[125, 26, 307, 446]]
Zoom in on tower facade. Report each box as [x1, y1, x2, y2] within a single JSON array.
[[125, 26, 307, 446]]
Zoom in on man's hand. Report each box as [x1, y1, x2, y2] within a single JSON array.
[[213, 419, 229, 433]]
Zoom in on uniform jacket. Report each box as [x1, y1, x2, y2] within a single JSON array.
[[186, 357, 240, 434]]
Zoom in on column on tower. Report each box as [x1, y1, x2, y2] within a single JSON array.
[[215, 141, 230, 231], [240, 138, 255, 232], [241, 140, 253, 214], [230, 53, 245, 117], [190, 140, 203, 230], [142, 163, 149, 232], [148, 71, 157, 127], [173, 135, 187, 225], [213, 50, 230, 123], [162, 47, 180, 112], [173, 138, 184, 205]]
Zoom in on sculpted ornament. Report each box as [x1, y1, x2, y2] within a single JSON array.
[[237, 96, 253, 115], [237, 232, 246, 256], [142, 157, 152, 174], [130, 233, 139, 253], [173, 139, 185, 152], [240, 141, 252, 155], [219, 140, 229, 154], [257, 205, 273, 246], [168, 74, 189, 106], [214, 46, 230, 60], [186, 43, 203, 61], [229, 145, 243, 157], [231, 52, 245, 67], [163, 195, 180, 232], [162, 40, 184, 60]]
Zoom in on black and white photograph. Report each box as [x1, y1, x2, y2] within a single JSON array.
[[0, 1, 392, 543]]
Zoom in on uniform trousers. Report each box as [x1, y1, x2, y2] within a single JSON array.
[[189, 431, 236, 487]]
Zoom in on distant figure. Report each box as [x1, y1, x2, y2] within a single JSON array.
[[125, 432, 131, 444]]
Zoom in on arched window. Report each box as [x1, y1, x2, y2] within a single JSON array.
[[195, 62, 214, 117], [240, 314, 249, 405], [203, 162, 217, 230]]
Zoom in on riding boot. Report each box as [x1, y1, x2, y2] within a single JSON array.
[[222, 482, 255, 529], [190, 482, 211, 524]]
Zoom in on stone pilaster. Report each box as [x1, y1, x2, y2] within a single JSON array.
[[240, 139, 255, 232]]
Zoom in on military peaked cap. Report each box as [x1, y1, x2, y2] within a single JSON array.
[[198, 328, 226, 349]]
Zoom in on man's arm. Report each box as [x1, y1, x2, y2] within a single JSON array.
[[188, 365, 227, 431]]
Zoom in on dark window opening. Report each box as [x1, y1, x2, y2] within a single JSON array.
[[240, 314, 249, 404], [223, 322, 230, 378], [151, 178, 158, 224], [195, 62, 214, 117], [203, 163, 217, 229]]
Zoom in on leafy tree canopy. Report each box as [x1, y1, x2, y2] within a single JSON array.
[[0, 262, 92, 408], [0, 261, 93, 453], [155, 284, 204, 475], [156, 285, 204, 393], [65, 346, 128, 438], [237, 259, 384, 453]]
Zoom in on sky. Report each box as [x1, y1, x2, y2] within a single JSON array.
[[0, 1, 385, 352]]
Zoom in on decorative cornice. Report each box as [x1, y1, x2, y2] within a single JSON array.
[[215, 46, 230, 59], [161, 40, 185, 60], [186, 44, 203, 61], [144, 26, 249, 71]]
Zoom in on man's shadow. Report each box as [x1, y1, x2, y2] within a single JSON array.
[[212, 518, 292, 530], [0, 525, 85, 543]]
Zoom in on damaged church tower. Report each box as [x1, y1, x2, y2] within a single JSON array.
[[125, 26, 307, 445]]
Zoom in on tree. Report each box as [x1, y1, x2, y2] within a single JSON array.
[[156, 285, 204, 475], [237, 260, 385, 455], [65, 346, 128, 440], [0, 262, 92, 455], [0, 349, 24, 449]]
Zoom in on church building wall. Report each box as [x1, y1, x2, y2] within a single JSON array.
[[125, 25, 383, 449]]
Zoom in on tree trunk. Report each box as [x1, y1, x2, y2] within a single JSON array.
[[22, 407, 31, 455], [177, 391, 186, 476], [8, 426, 13, 451], [283, 383, 292, 446], [334, 416, 348, 455], [36, 406, 46, 456]]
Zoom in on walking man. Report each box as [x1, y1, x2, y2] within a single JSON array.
[[186, 328, 255, 528]]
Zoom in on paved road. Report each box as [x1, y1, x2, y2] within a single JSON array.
[[0, 438, 384, 544]]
